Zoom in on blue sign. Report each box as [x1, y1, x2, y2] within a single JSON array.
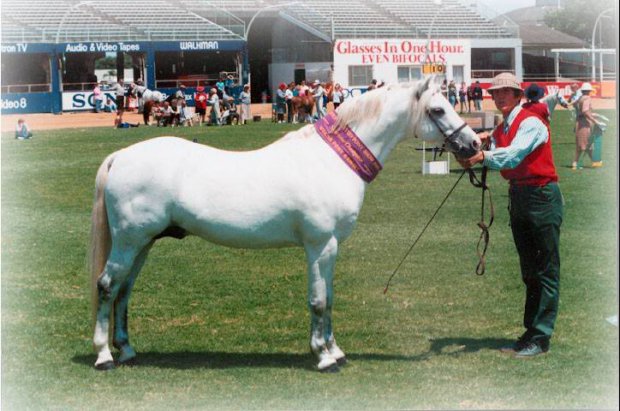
[[1, 93, 55, 114]]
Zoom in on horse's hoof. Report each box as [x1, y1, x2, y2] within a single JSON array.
[[319, 363, 340, 373], [336, 357, 347, 366], [95, 361, 115, 371]]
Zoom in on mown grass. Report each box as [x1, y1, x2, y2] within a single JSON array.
[[2, 112, 618, 410]]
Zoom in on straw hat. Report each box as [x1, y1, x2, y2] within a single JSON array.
[[487, 72, 522, 91], [580, 82, 593, 92]]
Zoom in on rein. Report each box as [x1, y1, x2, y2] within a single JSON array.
[[383, 164, 494, 294]]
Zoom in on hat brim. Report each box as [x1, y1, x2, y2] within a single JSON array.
[[487, 84, 522, 91]]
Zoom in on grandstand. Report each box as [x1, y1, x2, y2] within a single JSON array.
[[8, 0, 598, 115], [2, 0, 516, 43]]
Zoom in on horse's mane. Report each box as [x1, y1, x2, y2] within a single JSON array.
[[335, 80, 437, 138]]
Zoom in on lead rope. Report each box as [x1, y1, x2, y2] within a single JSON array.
[[383, 166, 494, 294], [467, 166, 494, 275]]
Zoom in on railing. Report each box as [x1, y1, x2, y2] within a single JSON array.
[[471, 69, 515, 80], [1, 83, 52, 93]]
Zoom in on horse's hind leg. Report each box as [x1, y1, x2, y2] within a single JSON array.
[[93, 245, 141, 370], [113, 242, 153, 365], [305, 236, 343, 371]]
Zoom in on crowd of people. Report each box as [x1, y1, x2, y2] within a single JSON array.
[[272, 79, 347, 124], [441, 79, 484, 113]]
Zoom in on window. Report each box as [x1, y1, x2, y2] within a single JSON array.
[[348, 65, 373, 87], [452, 65, 464, 84], [397, 66, 423, 82]]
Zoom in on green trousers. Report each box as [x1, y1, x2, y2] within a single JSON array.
[[509, 182, 564, 348]]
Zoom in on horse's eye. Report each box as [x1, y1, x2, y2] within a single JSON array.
[[431, 107, 445, 115]]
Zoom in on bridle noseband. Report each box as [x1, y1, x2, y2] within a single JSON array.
[[426, 107, 470, 154]]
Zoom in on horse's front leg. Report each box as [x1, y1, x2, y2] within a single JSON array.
[[305, 236, 343, 372]]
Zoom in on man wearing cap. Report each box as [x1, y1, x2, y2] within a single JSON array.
[[312, 80, 326, 120], [458, 72, 564, 358]]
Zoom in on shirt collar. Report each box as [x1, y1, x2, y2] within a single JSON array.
[[503, 105, 523, 134]]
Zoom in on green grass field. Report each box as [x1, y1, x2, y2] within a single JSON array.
[[2, 111, 618, 410]]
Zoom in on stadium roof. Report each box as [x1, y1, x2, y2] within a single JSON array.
[[1, 0, 517, 44], [500, 6, 586, 48]]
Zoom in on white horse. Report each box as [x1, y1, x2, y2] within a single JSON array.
[[130, 84, 165, 103], [89, 78, 481, 372]]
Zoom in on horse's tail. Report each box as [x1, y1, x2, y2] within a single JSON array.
[[89, 152, 116, 324]]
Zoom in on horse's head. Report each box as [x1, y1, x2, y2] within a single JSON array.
[[413, 78, 481, 159]]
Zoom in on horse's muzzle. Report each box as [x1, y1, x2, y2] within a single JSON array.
[[447, 132, 481, 159]]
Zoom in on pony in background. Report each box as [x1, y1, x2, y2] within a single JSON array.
[[89, 78, 481, 372], [291, 91, 314, 123]]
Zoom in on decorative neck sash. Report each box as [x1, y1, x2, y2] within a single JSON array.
[[314, 111, 383, 183]]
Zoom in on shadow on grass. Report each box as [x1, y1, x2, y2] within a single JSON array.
[[72, 337, 512, 370]]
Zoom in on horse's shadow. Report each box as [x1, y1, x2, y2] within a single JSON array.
[[73, 337, 511, 370]]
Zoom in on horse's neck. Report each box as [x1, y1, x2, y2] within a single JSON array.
[[350, 89, 413, 165]]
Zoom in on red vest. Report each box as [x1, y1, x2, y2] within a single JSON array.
[[521, 102, 550, 125], [493, 108, 558, 186]]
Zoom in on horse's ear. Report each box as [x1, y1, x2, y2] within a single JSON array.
[[415, 76, 433, 100]]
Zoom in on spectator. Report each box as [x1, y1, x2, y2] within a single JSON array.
[[458, 81, 467, 114], [448, 80, 457, 108], [332, 83, 345, 110], [207, 87, 221, 126], [285, 82, 295, 123], [467, 83, 474, 113], [312, 80, 326, 120], [472, 81, 483, 111], [367, 79, 379, 92], [112, 79, 125, 128], [298, 80, 310, 96], [323, 81, 333, 110], [15, 118, 33, 139], [239, 84, 251, 125], [275, 83, 287, 123], [104, 97, 117, 113], [178, 99, 193, 127], [225, 74, 235, 95], [572, 82, 597, 169], [194, 86, 208, 126], [155, 101, 173, 127], [457, 72, 563, 359], [440, 79, 448, 99], [522, 83, 550, 124], [175, 84, 187, 102], [93, 82, 104, 113], [116, 121, 140, 128]]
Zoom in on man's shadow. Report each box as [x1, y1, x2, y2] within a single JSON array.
[[73, 337, 512, 371]]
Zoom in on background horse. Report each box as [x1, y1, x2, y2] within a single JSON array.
[[291, 92, 314, 123], [130, 84, 165, 103], [89, 78, 480, 372]]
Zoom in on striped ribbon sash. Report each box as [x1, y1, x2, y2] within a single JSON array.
[[314, 111, 383, 183]]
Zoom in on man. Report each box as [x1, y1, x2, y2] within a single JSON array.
[[472, 80, 483, 111], [458, 72, 564, 358], [113, 79, 125, 128]]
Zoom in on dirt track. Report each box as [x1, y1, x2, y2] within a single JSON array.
[[1, 99, 616, 133]]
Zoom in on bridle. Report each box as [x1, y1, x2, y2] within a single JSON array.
[[425, 106, 470, 156]]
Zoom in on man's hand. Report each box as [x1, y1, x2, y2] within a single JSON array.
[[457, 151, 485, 169]]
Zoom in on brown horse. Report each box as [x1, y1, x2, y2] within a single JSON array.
[[291, 92, 314, 123]]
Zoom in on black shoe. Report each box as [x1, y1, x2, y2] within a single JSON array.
[[499, 338, 529, 354], [515, 341, 548, 358]]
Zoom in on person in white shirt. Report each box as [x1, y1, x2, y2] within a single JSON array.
[[312, 80, 326, 120]]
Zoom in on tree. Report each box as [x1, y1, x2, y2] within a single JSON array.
[[544, 0, 617, 48]]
